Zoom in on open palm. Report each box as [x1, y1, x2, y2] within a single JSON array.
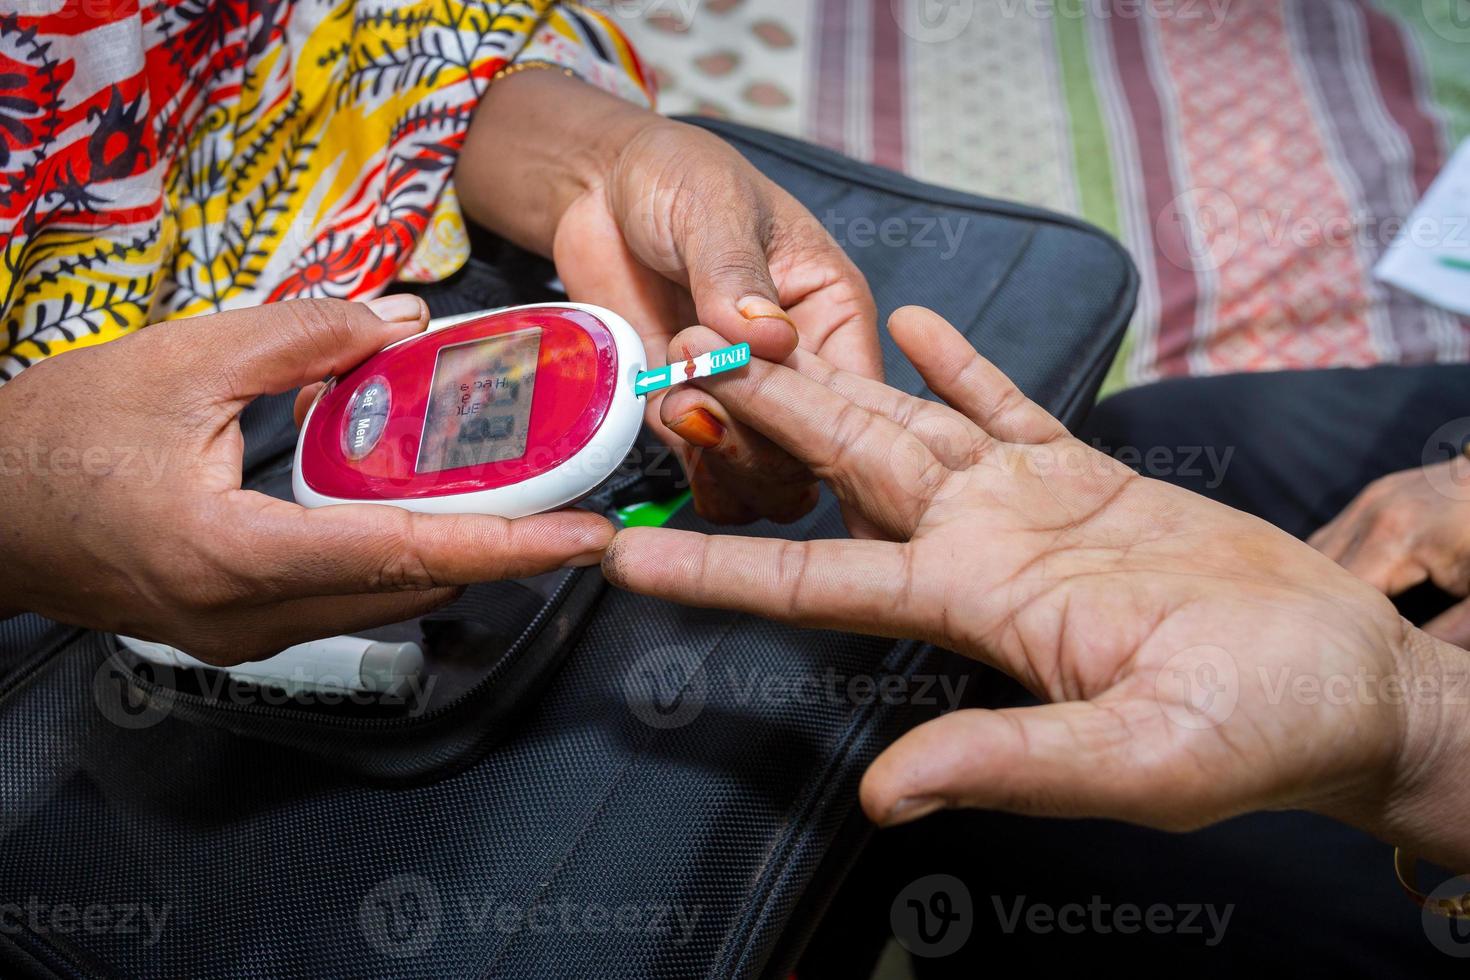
[[604, 306, 1445, 843]]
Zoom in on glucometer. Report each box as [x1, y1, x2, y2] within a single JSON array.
[[293, 301, 752, 517], [293, 303, 648, 518]]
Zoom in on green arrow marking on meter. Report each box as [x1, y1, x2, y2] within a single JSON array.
[[633, 342, 751, 397]]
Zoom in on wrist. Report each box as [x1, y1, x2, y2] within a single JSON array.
[[1345, 622, 1470, 869], [0, 410, 31, 619], [455, 69, 665, 256]]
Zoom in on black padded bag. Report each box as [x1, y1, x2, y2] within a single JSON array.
[[0, 118, 1136, 979]]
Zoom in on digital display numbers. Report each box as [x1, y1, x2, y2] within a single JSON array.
[[415, 327, 542, 473]]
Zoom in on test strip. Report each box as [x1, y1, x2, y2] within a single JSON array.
[[633, 342, 751, 397]]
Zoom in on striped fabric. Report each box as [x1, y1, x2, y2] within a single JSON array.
[[626, 0, 1470, 388]]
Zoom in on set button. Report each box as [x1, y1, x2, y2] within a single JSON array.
[[342, 377, 390, 459]]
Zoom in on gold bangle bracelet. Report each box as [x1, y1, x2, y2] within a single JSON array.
[[491, 61, 577, 84], [1394, 849, 1470, 918]]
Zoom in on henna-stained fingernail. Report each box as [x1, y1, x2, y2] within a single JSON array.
[[667, 408, 725, 449], [737, 296, 797, 327], [737, 296, 800, 345]]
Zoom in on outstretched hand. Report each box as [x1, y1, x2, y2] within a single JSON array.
[[603, 306, 1470, 868]]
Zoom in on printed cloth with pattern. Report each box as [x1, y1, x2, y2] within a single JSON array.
[[627, 0, 1470, 389], [0, 0, 653, 382]]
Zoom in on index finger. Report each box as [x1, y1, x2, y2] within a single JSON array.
[[603, 527, 941, 642], [1306, 497, 1367, 558], [1336, 535, 1423, 595]]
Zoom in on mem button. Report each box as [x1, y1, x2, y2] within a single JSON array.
[[342, 377, 390, 460]]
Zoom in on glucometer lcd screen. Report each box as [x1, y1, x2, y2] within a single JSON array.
[[416, 327, 542, 473]]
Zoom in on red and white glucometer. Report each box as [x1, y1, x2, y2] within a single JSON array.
[[293, 303, 646, 518]]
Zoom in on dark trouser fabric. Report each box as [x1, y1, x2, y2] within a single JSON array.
[[801, 363, 1470, 978]]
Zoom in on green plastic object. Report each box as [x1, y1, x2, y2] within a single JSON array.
[[616, 492, 691, 528]]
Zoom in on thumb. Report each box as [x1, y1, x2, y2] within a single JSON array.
[[682, 222, 798, 362], [1424, 597, 1470, 650], [182, 295, 429, 407], [859, 699, 1212, 832]]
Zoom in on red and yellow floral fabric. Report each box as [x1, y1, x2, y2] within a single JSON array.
[[0, 0, 652, 381]]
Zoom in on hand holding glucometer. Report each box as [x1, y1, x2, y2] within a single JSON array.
[[0, 297, 620, 668], [132, 300, 753, 692], [175, 302, 746, 697], [130, 303, 667, 694]]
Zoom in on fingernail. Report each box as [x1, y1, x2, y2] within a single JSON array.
[[881, 796, 946, 828], [562, 549, 605, 568], [365, 293, 426, 322], [667, 408, 725, 449], [737, 296, 798, 329]]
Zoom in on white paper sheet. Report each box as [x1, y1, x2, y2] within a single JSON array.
[[1374, 138, 1470, 317]]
